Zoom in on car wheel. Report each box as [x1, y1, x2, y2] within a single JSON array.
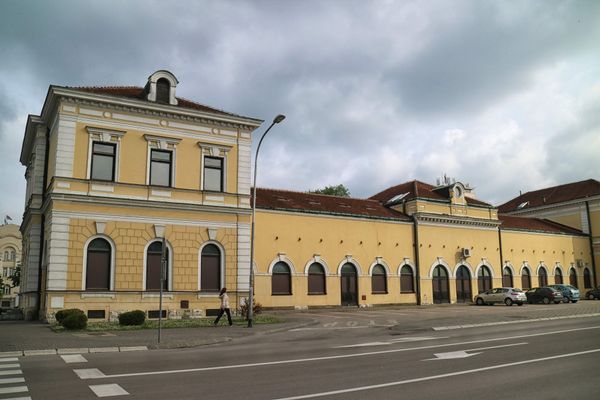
[[562, 297, 569, 304], [504, 298, 513, 306], [554, 301, 561, 304], [588, 294, 595, 300], [517, 302, 523, 306], [572, 300, 578, 303], [476, 298, 484, 306], [542, 297, 550, 304]]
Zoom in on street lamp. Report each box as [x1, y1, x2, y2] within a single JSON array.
[[247, 114, 286, 327]]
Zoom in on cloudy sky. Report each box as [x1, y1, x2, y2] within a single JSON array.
[[1, 0, 599, 224]]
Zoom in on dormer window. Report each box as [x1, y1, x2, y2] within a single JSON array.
[[156, 78, 171, 104], [146, 70, 179, 105]]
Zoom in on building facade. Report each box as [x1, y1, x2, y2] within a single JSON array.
[[18, 71, 597, 321], [0, 224, 21, 308]]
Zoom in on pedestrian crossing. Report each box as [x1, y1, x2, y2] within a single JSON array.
[[0, 357, 30, 400]]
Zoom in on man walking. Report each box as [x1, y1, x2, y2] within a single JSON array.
[[213, 287, 233, 326]]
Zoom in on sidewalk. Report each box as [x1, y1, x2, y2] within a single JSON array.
[[0, 314, 316, 355]]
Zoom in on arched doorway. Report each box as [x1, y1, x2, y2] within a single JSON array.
[[502, 267, 513, 287], [569, 268, 578, 288], [432, 265, 450, 304], [538, 267, 548, 287], [554, 268, 563, 284], [340, 263, 358, 306], [455, 265, 472, 303], [521, 267, 531, 290], [477, 266, 492, 293]]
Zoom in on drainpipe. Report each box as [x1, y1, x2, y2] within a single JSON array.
[[585, 201, 597, 287], [36, 126, 50, 320], [498, 226, 504, 279], [412, 215, 421, 305]]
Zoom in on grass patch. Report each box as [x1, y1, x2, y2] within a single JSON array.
[[50, 314, 282, 332]]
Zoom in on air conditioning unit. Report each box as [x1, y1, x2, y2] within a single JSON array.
[[462, 248, 471, 258]]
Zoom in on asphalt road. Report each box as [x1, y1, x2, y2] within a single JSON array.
[[11, 307, 600, 400]]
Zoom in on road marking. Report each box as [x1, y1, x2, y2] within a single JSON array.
[[0, 370, 22, 376], [89, 383, 129, 397], [272, 348, 600, 400], [0, 397, 31, 400], [291, 325, 393, 332], [0, 364, 19, 369], [75, 325, 600, 380], [336, 336, 449, 348], [433, 312, 600, 330], [0, 377, 26, 384], [61, 354, 88, 364], [0, 386, 28, 395], [424, 342, 528, 361], [0, 358, 18, 363]]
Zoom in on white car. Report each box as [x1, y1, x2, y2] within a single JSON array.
[[474, 287, 526, 306]]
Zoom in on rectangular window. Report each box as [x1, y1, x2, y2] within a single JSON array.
[[91, 142, 116, 181], [150, 149, 172, 187], [203, 156, 223, 192]]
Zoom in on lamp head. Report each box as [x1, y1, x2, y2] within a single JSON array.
[[273, 114, 286, 124]]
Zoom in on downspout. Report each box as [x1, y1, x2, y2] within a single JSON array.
[[35, 126, 50, 319], [585, 201, 597, 287], [412, 215, 422, 305], [498, 226, 504, 279]]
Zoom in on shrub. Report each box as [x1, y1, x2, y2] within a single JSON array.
[[118, 310, 146, 326], [55, 308, 84, 324], [239, 298, 263, 319], [61, 311, 88, 330]]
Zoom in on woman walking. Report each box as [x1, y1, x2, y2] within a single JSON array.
[[213, 287, 233, 326]]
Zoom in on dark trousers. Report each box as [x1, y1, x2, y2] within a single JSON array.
[[214, 308, 232, 325]]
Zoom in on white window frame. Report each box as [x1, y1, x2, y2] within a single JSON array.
[[197, 241, 226, 295], [81, 235, 116, 291], [142, 239, 174, 292], [198, 142, 231, 192], [86, 127, 125, 182], [144, 135, 181, 187]]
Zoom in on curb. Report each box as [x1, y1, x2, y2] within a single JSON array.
[[0, 346, 149, 358]]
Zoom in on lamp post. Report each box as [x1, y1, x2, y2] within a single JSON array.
[[247, 114, 286, 328]]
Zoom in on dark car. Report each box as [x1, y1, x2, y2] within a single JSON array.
[[584, 287, 600, 300], [525, 287, 564, 304], [548, 284, 580, 303]]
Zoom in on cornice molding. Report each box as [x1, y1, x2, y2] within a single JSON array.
[[414, 212, 501, 229]]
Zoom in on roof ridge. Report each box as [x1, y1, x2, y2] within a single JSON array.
[[256, 186, 379, 202]]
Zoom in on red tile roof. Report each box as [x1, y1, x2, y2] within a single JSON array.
[[369, 180, 492, 207], [498, 179, 600, 213], [254, 188, 410, 221], [499, 215, 585, 235], [63, 86, 256, 120]]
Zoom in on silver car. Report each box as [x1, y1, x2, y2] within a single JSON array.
[[474, 287, 527, 306]]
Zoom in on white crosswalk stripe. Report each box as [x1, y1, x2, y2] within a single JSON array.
[[0, 358, 31, 400], [89, 383, 129, 397]]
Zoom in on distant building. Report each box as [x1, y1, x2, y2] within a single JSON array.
[[18, 70, 597, 321], [0, 224, 21, 308]]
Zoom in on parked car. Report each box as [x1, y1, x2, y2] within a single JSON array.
[[474, 287, 527, 306], [584, 287, 600, 300], [548, 284, 580, 303], [525, 287, 564, 304]]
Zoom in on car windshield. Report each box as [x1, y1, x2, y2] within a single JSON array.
[[511, 288, 523, 293]]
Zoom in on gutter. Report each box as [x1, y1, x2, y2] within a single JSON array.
[[412, 216, 422, 305], [586, 201, 598, 287], [36, 126, 50, 319]]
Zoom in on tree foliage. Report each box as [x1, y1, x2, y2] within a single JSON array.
[[10, 265, 20, 288], [311, 184, 351, 197]]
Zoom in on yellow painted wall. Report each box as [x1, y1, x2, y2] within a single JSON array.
[[254, 210, 415, 307]]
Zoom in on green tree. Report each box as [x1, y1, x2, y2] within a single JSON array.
[[311, 184, 351, 197], [10, 265, 21, 288]]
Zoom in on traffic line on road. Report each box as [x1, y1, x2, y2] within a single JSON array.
[[0, 370, 22, 376], [433, 312, 600, 330], [73, 325, 600, 381], [0, 386, 28, 395], [0, 364, 19, 369], [0, 377, 26, 385], [424, 342, 528, 361], [335, 336, 449, 348], [89, 383, 129, 397], [0, 358, 18, 363], [61, 354, 88, 364], [0, 357, 31, 400], [272, 348, 600, 400], [291, 324, 393, 331]]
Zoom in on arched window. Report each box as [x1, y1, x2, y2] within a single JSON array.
[[200, 244, 221, 292], [272, 262, 291, 295], [554, 268, 563, 284], [156, 78, 170, 103], [584, 268, 592, 289], [10, 250, 16, 261], [477, 265, 492, 293], [538, 267, 548, 287], [307, 263, 326, 295], [85, 238, 111, 291], [2, 251, 7, 261], [371, 264, 387, 294], [521, 267, 531, 290], [432, 265, 450, 304], [400, 265, 414, 293], [569, 268, 578, 288], [146, 241, 169, 291], [502, 267, 513, 287]]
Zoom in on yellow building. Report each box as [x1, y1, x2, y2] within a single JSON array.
[[0, 223, 21, 308], [18, 71, 597, 320]]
